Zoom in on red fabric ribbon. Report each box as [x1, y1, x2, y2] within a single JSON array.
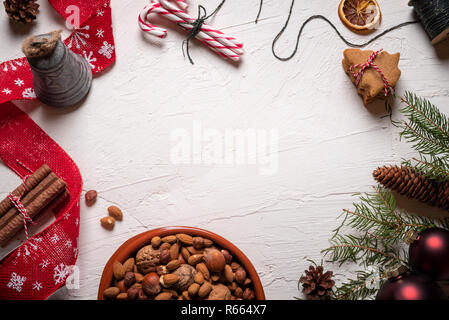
[[0, 0, 115, 299]]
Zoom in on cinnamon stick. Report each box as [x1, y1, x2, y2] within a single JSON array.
[[0, 164, 51, 218], [0, 178, 66, 247], [0, 172, 58, 230]]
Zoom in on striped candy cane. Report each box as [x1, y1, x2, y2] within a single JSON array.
[[138, 0, 243, 61]]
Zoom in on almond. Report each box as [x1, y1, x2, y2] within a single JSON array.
[[181, 247, 191, 261], [198, 282, 212, 298], [160, 274, 180, 288], [108, 206, 123, 221], [166, 260, 181, 271], [194, 272, 204, 285], [187, 246, 203, 255], [176, 233, 193, 246], [103, 286, 120, 299], [188, 254, 203, 266], [155, 292, 173, 300], [169, 243, 180, 260], [196, 262, 210, 281], [188, 283, 200, 297], [160, 242, 171, 250], [182, 290, 191, 300], [135, 273, 144, 283], [100, 216, 115, 230], [161, 235, 177, 243], [116, 292, 128, 300], [224, 265, 234, 283], [123, 258, 135, 272], [113, 261, 125, 280], [211, 274, 220, 282]]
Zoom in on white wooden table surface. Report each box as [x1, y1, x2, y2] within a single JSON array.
[[1, 0, 449, 299]]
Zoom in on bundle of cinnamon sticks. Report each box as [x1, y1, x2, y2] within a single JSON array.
[[0, 164, 69, 247]]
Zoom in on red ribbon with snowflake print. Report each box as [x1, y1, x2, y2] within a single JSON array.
[[0, 0, 115, 300]]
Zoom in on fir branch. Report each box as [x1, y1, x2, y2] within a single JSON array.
[[334, 270, 387, 300], [399, 92, 449, 180]]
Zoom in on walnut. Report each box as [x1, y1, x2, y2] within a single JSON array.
[[136, 245, 160, 274], [173, 264, 197, 291], [207, 284, 232, 300]]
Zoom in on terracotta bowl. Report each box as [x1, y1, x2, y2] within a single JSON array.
[[98, 226, 266, 300]]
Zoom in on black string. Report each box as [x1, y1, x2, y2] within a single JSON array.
[[255, 0, 263, 24], [182, 0, 226, 64], [271, 0, 419, 61]]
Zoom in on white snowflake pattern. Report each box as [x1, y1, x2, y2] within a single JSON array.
[[2, 60, 23, 72], [32, 281, 42, 291], [98, 41, 114, 59], [67, 25, 90, 49], [73, 247, 79, 258], [75, 218, 79, 226], [7, 273, 26, 292], [14, 78, 24, 87], [22, 88, 36, 98], [50, 234, 60, 243], [82, 51, 97, 70], [2, 88, 11, 95], [63, 212, 71, 220], [53, 264, 70, 285], [15, 237, 43, 263], [40, 259, 50, 269], [65, 240, 72, 248], [97, 9, 104, 16], [96, 28, 104, 38]]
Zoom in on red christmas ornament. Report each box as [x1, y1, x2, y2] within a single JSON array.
[[407, 227, 449, 281], [376, 269, 446, 300]]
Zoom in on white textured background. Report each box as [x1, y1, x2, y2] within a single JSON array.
[[1, 0, 449, 299]]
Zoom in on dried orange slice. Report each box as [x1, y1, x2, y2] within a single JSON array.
[[338, 0, 381, 33]]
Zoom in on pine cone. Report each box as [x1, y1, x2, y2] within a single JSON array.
[[373, 165, 449, 210], [299, 265, 335, 299], [3, 0, 39, 24]]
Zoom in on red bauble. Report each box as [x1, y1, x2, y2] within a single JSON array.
[[409, 227, 449, 280], [376, 273, 446, 300]]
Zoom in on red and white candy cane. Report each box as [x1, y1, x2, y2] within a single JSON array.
[[138, 0, 243, 61], [350, 49, 393, 97]]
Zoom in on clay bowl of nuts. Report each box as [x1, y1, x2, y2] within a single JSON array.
[[98, 226, 265, 300]]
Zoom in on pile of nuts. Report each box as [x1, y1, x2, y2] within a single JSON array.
[[102, 233, 256, 300]]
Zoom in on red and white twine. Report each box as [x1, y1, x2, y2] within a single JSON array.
[[138, 0, 243, 61], [349, 49, 393, 97], [7, 177, 35, 240]]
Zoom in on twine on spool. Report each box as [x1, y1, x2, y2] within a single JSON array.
[[409, 0, 449, 45]]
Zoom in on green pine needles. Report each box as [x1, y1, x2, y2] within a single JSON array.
[[312, 93, 449, 300]]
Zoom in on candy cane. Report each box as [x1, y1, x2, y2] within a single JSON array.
[[138, 0, 243, 61]]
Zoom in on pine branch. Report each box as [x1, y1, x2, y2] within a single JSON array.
[[399, 92, 449, 180], [333, 270, 386, 300]]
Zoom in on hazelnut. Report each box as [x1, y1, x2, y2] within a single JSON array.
[[126, 286, 139, 300], [204, 248, 226, 273], [243, 288, 255, 300], [235, 268, 246, 284], [85, 190, 97, 206], [235, 287, 243, 298], [151, 236, 161, 248], [124, 271, 136, 287], [221, 249, 233, 264], [160, 249, 171, 265], [142, 272, 161, 296]]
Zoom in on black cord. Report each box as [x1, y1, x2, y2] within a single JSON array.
[[272, 0, 419, 61], [182, 0, 226, 64], [255, 0, 263, 24]]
